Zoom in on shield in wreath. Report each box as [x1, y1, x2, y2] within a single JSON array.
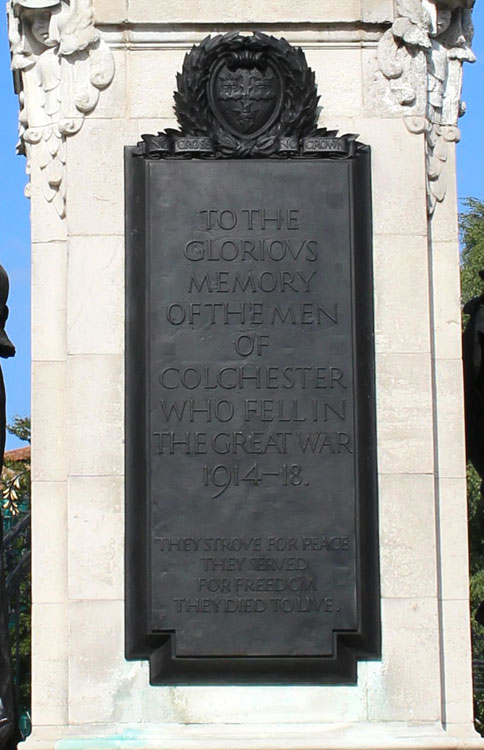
[[174, 32, 319, 156], [208, 56, 284, 139]]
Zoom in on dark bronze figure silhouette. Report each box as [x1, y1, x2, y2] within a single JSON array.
[[463, 270, 484, 491], [0, 265, 17, 750]]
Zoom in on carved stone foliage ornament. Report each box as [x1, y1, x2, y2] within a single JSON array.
[[377, 0, 475, 214], [8, 0, 115, 218], [136, 32, 359, 160]]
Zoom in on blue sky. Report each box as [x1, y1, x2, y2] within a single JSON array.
[[0, 8, 483, 449], [459, 2, 484, 201]]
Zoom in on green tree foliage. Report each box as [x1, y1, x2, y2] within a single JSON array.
[[2, 416, 31, 731], [460, 199, 484, 734], [7, 417, 30, 447], [461, 198, 484, 307]]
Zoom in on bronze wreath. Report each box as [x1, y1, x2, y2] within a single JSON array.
[[174, 31, 320, 157]]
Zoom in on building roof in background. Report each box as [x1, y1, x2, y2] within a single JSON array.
[[4, 445, 30, 462]]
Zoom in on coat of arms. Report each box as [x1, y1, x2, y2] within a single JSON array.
[[136, 32, 357, 159]]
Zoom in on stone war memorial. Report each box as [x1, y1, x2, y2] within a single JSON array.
[[4, 0, 483, 747]]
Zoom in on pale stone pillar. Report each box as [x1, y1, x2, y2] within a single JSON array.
[[6, 0, 482, 747]]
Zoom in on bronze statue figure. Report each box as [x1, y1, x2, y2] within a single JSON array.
[[463, 269, 484, 491], [0, 265, 17, 750]]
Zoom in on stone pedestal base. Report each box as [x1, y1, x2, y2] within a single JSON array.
[[22, 723, 484, 750]]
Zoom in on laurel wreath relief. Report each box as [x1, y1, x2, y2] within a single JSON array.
[[174, 32, 320, 157], [135, 31, 360, 160]]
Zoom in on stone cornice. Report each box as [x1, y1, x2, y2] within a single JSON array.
[[96, 23, 387, 50]]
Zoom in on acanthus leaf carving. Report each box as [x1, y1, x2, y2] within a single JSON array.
[[377, 0, 476, 215], [7, 0, 115, 219]]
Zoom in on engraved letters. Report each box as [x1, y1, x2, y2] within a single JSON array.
[[144, 159, 360, 660], [152, 201, 353, 480], [125, 33, 379, 684]]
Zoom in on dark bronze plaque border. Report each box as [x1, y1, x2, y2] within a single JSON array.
[[124, 147, 380, 685]]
